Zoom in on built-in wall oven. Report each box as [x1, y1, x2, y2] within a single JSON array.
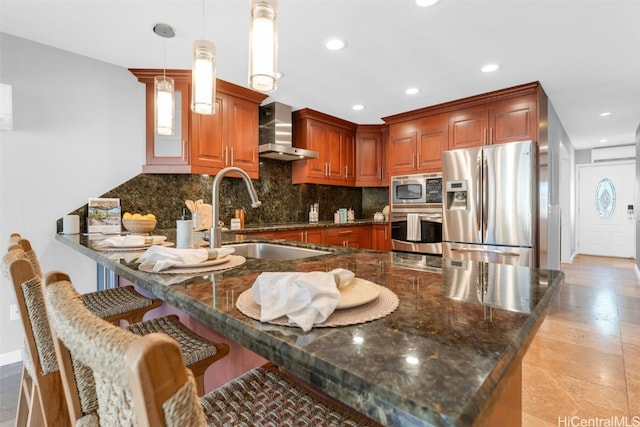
[[391, 172, 443, 255]]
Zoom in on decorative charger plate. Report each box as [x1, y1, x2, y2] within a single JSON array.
[[235, 283, 399, 329], [94, 241, 174, 252], [138, 255, 245, 274]]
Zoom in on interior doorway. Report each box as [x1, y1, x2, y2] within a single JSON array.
[[577, 161, 635, 258]]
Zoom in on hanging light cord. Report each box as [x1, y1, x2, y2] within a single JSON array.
[[162, 38, 167, 80], [201, 0, 205, 40]]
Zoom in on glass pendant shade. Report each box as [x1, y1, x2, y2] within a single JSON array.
[[249, 0, 278, 92], [191, 40, 217, 115], [154, 76, 175, 136]]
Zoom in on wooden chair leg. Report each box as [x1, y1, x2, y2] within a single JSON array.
[[26, 384, 44, 427], [35, 372, 70, 426], [15, 366, 30, 427], [193, 374, 205, 397]]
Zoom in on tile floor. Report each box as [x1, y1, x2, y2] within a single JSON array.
[[0, 255, 637, 426], [523, 255, 640, 426]]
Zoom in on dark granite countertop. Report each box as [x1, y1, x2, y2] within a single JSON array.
[[55, 231, 563, 426]]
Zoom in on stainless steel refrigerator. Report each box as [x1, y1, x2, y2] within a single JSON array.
[[442, 140, 537, 267]]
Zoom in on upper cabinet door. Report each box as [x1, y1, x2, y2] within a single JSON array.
[[327, 126, 343, 180], [489, 96, 537, 144], [226, 95, 260, 175], [448, 107, 488, 150], [388, 129, 417, 175], [417, 113, 448, 172], [191, 94, 226, 171], [355, 126, 386, 186]]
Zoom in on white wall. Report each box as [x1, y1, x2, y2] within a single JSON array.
[[543, 99, 575, 270], [0, 33, 145, 363]]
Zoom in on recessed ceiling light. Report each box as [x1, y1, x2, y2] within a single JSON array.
[[481, 63, 500, 73], [416, 0, 441, 7], [352, 104, 365, 111], [325, 38, 347, 51], [599, 112, 611, 117], [405, 87, 421, 95], [599, 139, 608, 143]]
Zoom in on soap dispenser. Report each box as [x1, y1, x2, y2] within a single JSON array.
[[176, 208, 193, 248]]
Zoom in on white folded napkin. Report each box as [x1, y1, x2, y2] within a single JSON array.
[[95, 235, 166, 247], [138, 245, 234, 272], [251, 268, 354, 332]]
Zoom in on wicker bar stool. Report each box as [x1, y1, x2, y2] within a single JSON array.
[[5, 237, 229, 396], [14, 235, 163, 325], [4, 249, 69, 427], [44, 272, 382, 427]]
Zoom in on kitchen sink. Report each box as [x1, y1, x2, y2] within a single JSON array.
[[223, 242, 331, 261]]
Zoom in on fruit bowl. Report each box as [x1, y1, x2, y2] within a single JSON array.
[[122, 218, 157, 234]]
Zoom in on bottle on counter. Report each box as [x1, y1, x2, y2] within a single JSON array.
[[235, 209, 245, 229], [309, 205, 318, 223], [176, 208, 193, 248]]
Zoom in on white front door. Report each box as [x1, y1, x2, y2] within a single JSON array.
[[578, 161, 635, 258]]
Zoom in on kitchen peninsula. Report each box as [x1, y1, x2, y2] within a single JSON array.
[[56, 232, 563, 426]]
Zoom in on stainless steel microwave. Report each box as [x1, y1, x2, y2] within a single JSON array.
[[391, 173, 443, 209]]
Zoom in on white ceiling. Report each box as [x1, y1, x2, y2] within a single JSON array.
[[1, 0, 639, 150]]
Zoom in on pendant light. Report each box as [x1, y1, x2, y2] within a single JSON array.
[[249, 0, 278, 92], [153, 23, 175, 136], [192, 0, 216, 114]]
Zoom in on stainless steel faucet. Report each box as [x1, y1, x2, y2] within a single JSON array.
[[209, 167, 262, 248]]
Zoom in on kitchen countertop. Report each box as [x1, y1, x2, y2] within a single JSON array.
[[55, 231, 563, 426]]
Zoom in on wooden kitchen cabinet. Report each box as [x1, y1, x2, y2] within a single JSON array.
[[324, 226, 368, 248], [129, 69, 192, 173], [240, 225, 375, 249], [355, 125, 388, 186], [271, 229, 324, 243], [387, 113, 447, 175], [448, 94, 537, 149], [191, 84, 267, 178], [240, 228, 324, 244], [384, 81, 546, 170], [416, 114, 447, 171], [129, 69, 267, 176], [372, 223, 391, 251], [291, 109, 358, 185]]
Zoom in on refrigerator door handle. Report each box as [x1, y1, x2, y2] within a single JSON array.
[[482, 153, 488, 238], [450, 247, 521, 257], [475, 154, 482, 234]]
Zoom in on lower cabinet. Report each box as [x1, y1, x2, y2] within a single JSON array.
[[243, 228, 324, 243], [240, 225, 379, 249], [372, 224, 391, 251], [324, 226, 368, 248], [272, 229, 324, 243]]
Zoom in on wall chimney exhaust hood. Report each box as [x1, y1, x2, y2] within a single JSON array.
[[258, 102, 318, 161]]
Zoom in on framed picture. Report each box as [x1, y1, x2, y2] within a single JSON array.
[[87, 198, 121, 233]]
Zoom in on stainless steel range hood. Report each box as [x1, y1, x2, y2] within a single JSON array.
[[258, 102, 318, 161]]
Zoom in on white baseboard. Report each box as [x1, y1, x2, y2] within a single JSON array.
[[0, 350, 22, 366]]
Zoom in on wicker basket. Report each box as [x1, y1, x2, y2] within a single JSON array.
[[122, 218, 156, 234]]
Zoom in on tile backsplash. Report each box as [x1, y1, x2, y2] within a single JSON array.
[[64, 159, 389, 232]]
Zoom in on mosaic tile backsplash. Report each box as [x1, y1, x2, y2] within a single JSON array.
[[63, 159, 389, 232]]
